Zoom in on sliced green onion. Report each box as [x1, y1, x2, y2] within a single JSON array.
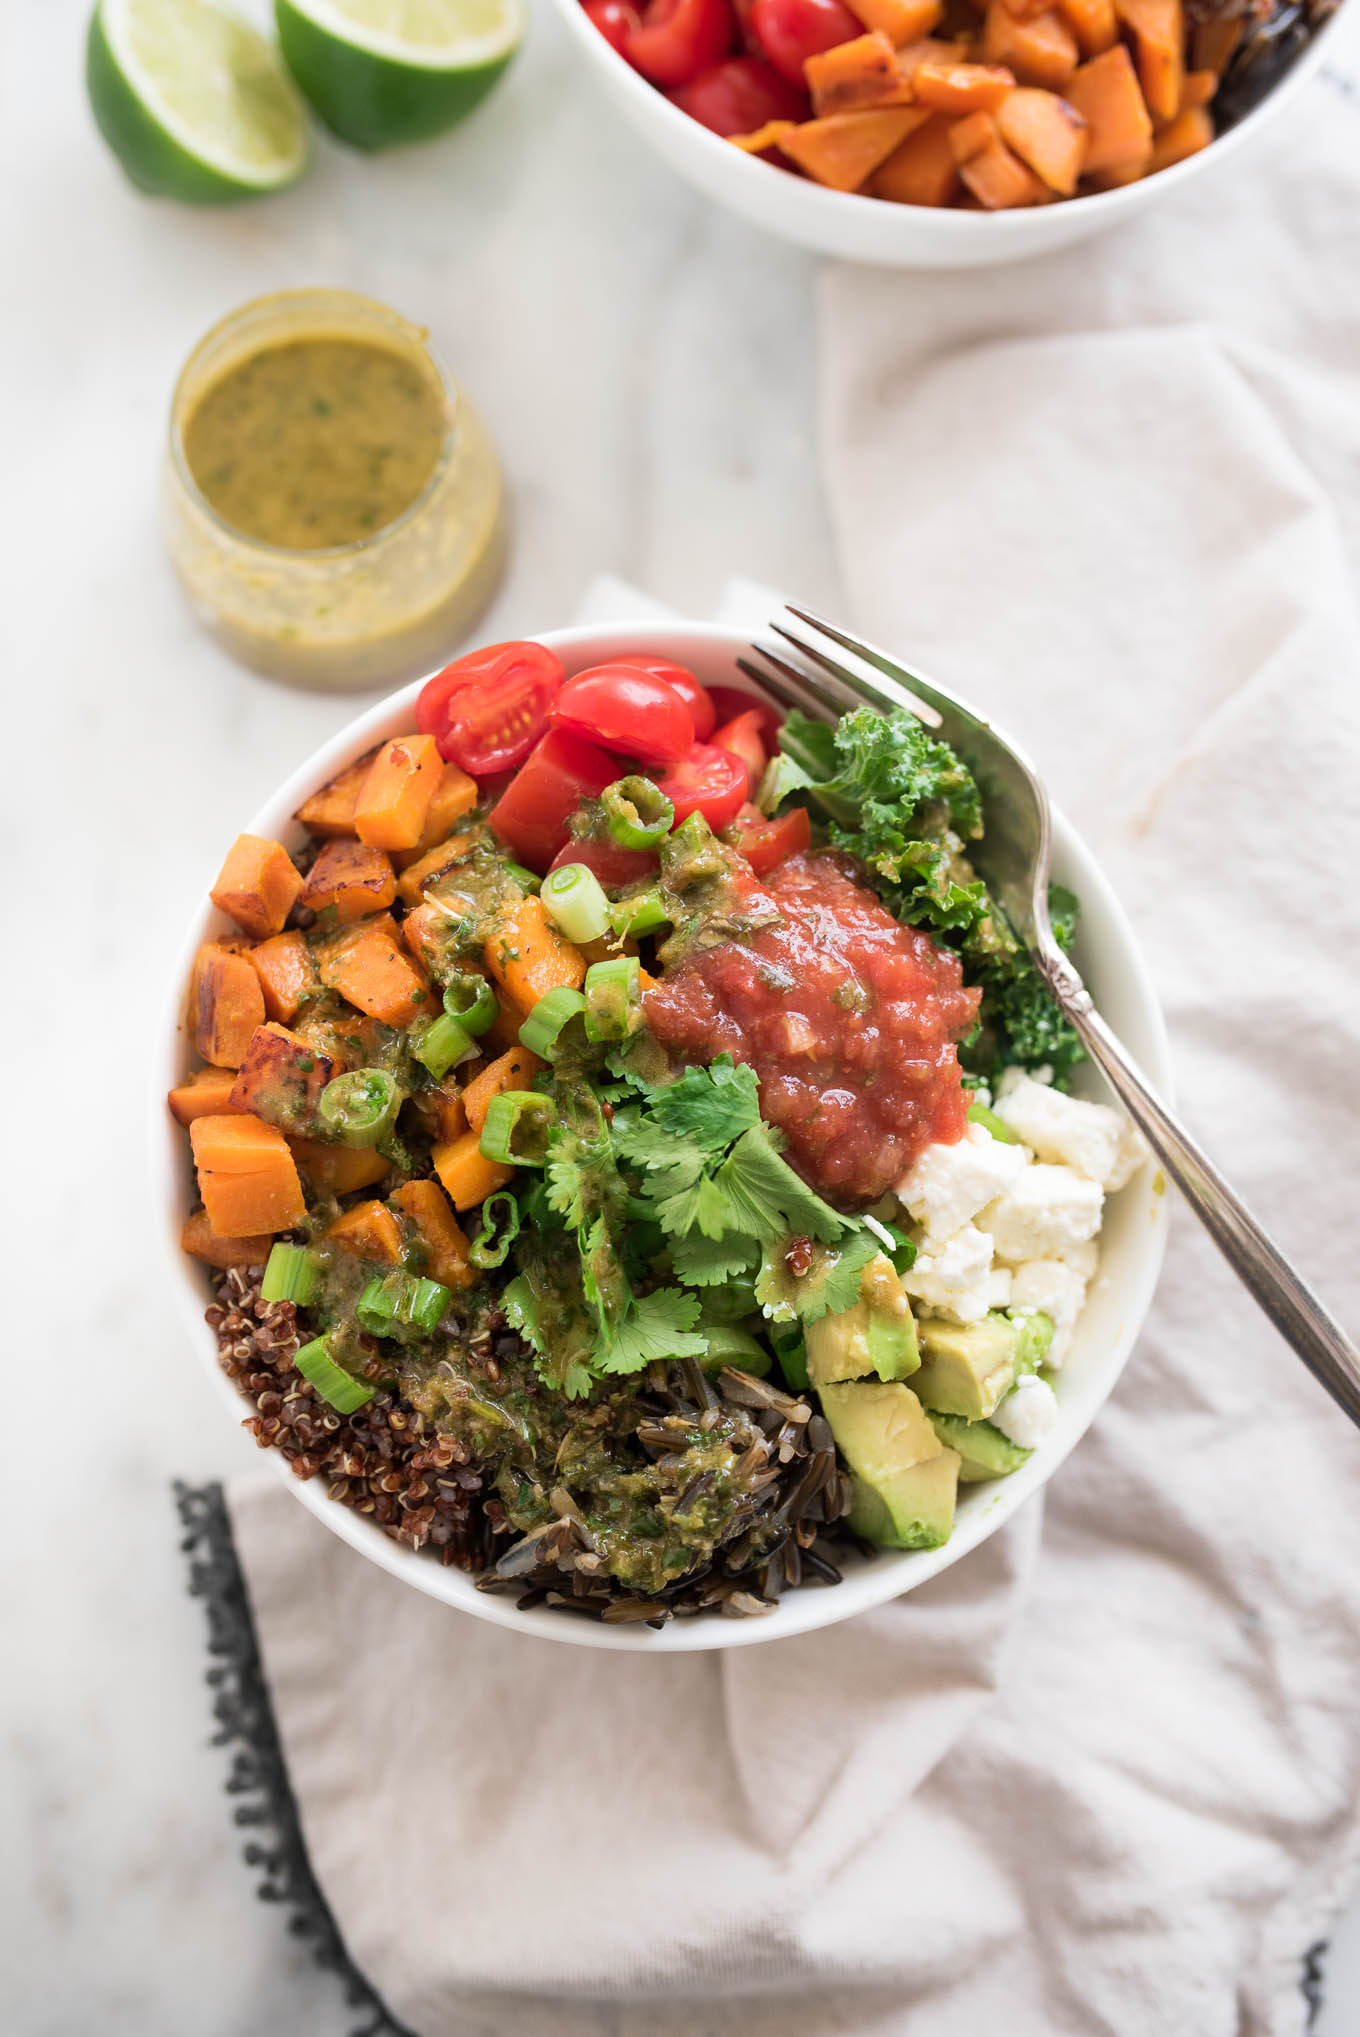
[[540, 862, 611, 944], [602, 776, 674, 851], [293, 1334, 374, 1414], [356, 1270, 452, 1337], [519, 985, 587, 1057], [469, 1190, 521, 1270], [700, 1325, 772, 1378], [609, 887, 670, 940], [318, 1069, 401, 1149], [260, 1242, 318, 1307], [968, 1100, 1020, 1145], [479, 1090, 557, 1166], [442, 972, 498, 1037], [504, 861, 541, 895], [412, 1012, 475, 1081], [584, 955, 642, 1042]]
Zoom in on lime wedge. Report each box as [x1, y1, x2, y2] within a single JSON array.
[[275, 0, 523, 150], [87, 0, 310, 202]]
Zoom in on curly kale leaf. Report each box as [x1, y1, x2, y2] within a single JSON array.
[[781, 706, 982, 841]]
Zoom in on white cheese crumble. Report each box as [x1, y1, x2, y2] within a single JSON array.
[[901, 1223, 996, 1324], [993, 1068, 1145, 1191], [1009, 1259, 1089, 1366], [895, 1119, 1028, 1238], [977, 1164, 1103, 1264], [991, 1374, 1059, 1449]]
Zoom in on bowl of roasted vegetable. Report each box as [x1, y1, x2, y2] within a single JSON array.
[[550, 0, 1343, 264], [159, 620, 1171, 1648]]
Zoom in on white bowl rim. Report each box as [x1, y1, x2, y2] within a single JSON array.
[[153, 617, 1171, 1652]]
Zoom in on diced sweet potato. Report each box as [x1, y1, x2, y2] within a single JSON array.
[[1058, 0, 1117, 54], [870, 112, 961, 204], [299, 839, 397, 924], [180, 1209, 272, 1269], [807, 32, 910, 115], [1115, 0, 1182, 120], [844, 0, 942, 40], [896, 36, 971, 81], [190, 942, 267, 1069], [1066, 44, 1153, 169], [1191, 13, 1242, 73], [400, 895, 479, 987], [190, 1113, 305, 1237], [353, 736, 444, 852], [948, 107, 998, 159], [294, 746, 379, 838], [983, 3, 1078, 86], [779, 106, 927, 191], [326, 1199, 403, 1264], [249, 930, 319, 1024], [483, 896, 587, 1019], [391, 765, 480, 870], [957, 126, 1048, 202], [1179, 68, 1216, 109], [729, 119, 800, 155], [228, 1022, 335, 1133], [395, 831, 481, 907], [461, 1046, 546, 1137], [410, 1080, 467, 1144], [915, 60, 1016, 112], [1149, 103, 1212, 168], [168, 1065, 241, 1126], [432, 1131, 514, 1211], [210, 834, 303, 941], [389, 1179, 477, 1291], [996, 85, 1087, 190], [316, 914, 433, 1027], [1083, 156, 1149, 187], [288, 1137, 390, 1196]]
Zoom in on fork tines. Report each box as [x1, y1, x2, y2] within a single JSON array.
[[742, 607, 943, 729]]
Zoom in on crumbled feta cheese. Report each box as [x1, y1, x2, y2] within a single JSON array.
[[1009, 1259, 1089, 1366], [978, 1164, 1103, 1264], [993, 1068, 1144, 1191], [901, 1222, 996, 1324], [895, 1121, 1028, 1238], [991, 1374, 1058, 1449], [1057, 1238, 1100, 1281], [984, 1265, 1014, 1311]]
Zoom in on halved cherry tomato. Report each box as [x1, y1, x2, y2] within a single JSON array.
[[730, 802, 811, 876], [671, 54, 810, 133], [732, 0, 765, 54], [489, 730, 620, 871], [706, 684, 782, 748], [583, 0, 641, 53], [550, 665, 696, 766], [604, 654, 717, 740], [417, 641, 563, 778], [711, 707, 767, 792], [749, 0, 860, 83], [626, 0, 735, 87], [548, 833, 658, 890], [657, 743, 750, 833]]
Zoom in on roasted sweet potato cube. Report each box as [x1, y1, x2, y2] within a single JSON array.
[[729, 119, 800, 156], [956, 126, 1048, 202], [228, 1022, 335, 1133], [844, 0, 942, 38], [997, 85, 1088, 190], [461, 1045, 546, 1136], [288, 1137, 390, 1196], [897, 36, 972, 81], [299, 839, 398, 925], [190, 1114, 305, 1237], [392, 764, 480, 870], [168, 1065, 241, 1126], [983, 4, 1078, 86], [870, 112, 960, 204], [780, 106, 928, 191], [1115, 0, 1182, 120], [1178, 68, 1216, 109], [1059, 0, 1117, 55], [180, 1209, 273, 1270], [1066, 44, 1152, 168], [807, 32, 909, 115], [396, 830, 481, 907], [294, 747, 379, 838], [915, 60, 1016, 112], [353, 735, 444, 852], [249, 930, 320, 1024], [410, 1080, 468, 1145], [210, 834, 303, 940], [483, 897, 586, 1019], [190, 942, 267, 1069], [326, 1199, 404, 1264], [389, 1179, 478, 1291], [1191, 13, 1241, 72], [316, 914, 432, 1027], [432, 1131, 514, 1211], [1149, 103, 1212, 169], [948, 108, 998, 159]]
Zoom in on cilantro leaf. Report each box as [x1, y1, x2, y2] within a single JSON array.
[[502, 1270, 595, 1400], [754, 1228, 879, 1326], [711, 1127, 850, 1246], [644, 1055, 762, 1153], [610, 1110, 706, 1196], [595, 1287, 707, 1375], [668, 1230, 761, 1287], [650, 1171, 739, 1241]]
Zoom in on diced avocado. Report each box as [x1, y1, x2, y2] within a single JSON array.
[[806, 1254, 919, 1386], [913, 1314, 1019, 1421], [819, 1380, 959, 1549], [1012, 1310, 1054, 1376], [967, 1100, 1020, 1144], [927, 1410, 1032, 1484]]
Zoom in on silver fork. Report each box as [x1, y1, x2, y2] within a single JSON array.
[[740, 606, 1360, 1429]]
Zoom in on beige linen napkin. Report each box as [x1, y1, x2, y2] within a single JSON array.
[[228, 56, 1360, 2037]]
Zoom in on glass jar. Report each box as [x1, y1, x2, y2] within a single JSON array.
[[164, 289, 505, 690]]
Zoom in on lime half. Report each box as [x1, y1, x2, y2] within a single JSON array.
[[87, 0, 309, 202], [275, 0, 523, 150]]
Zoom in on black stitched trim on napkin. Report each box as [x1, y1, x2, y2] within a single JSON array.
[[175, 1482, 416, 2037]]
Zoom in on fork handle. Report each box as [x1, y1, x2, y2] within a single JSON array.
[[1040, 952, 1360, 1429]]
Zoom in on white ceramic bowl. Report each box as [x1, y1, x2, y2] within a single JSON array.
[[547, 0, 1345, 267], [156, 618, 1171, 1649]]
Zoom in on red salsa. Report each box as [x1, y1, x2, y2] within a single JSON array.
[[644, 850, 980, 1204]]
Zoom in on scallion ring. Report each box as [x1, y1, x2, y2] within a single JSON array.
[[479, 1090, 557, 1166], [609, 887, 670, 941], [260, 1242, 318, 1307], [602, 776, 674, 851], [583, 955, 642, 1042], [469, 1190, 521, 1270], [442, 972, 498, 1037], [318, 1069, 402, 1149], [518, 985, 587, 1058], [539, 862, 611, 944], [412, 1012, 475, 1082], [293, 1333, 374, 1415]]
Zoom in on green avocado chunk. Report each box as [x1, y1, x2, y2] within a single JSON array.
[[1012, 1310, 1055, 1376], [913, 1314, 1022, 1421], [805, 1254, 920, 1386], [819, 1381, 959, 1549], [926, 1410, 1032, 1484]]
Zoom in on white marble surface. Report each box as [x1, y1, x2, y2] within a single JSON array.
[[4, 0, 1359, 2030]]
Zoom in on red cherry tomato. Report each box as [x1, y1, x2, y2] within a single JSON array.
[[548, 832, 658, 890], [549, 664, 696, 765], [729, 802, 811, 875], [489, 730, 620, 871], [672, 54, 809, 132], [603, 655, 717, 740], [711, 706, 768, 792], [750, 0, 860, 83], [731, 0, 764, 54], [657, 743, 750, 833], [417, 640, 563, 778], [705, 684, 782, 747], [583, 0, 641, 52], [626, 0, 735, 87]]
